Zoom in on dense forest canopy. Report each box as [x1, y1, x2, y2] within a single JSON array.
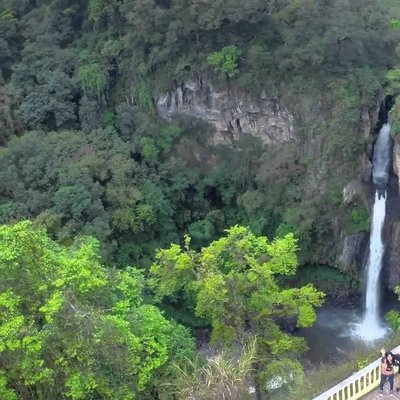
[[0, 0, 399, 269], [2, 0, 400, 398], [0, 222, 324, 399], [0, 221, 195, 399]]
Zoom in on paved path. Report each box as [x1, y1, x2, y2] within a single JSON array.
[[363, 384, 400, 399]]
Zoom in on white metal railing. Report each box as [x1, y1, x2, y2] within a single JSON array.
[[312, 345, 400, 400]]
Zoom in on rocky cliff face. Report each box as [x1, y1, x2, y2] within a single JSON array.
[[368, 98, 400, 292], [387, 221, 400, 290], [336, 104, 380, 276], [157, 76, 388, 293], [385, 137, 400, 290], [338, 232, 369, 273], [156, 76, 295, 145], [393, 142, 400, 187]]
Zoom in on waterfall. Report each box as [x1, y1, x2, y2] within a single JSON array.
[[372, 124, 391, 188], [353, 123, 391, 341], [358, 192, 387, 340]]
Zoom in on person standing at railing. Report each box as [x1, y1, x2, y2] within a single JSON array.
[[381, 347, 400, 392], [380, 351, 395, 396]]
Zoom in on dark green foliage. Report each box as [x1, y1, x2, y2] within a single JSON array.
[[1, 0, 400, 397], [295, 265, 359, 301], [188, 218, 214, 245], [115, 102, 136, 139], [0, 0, 398, 326], [297, 265, 354, 287], [0, 130, 133, 258], [53, 185, 92, 218], [349, 205, 370, 234], [14, 68, 78, 129], [78, 96, 105, 133]]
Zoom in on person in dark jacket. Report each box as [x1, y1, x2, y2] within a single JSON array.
[[382, 348, 400, 392], [380, 351, 395, 396]]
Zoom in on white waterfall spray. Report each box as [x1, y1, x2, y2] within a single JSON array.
[[372, 124, 392, 187], [357, 192, 387, 340], [353, 123, 391, 341]]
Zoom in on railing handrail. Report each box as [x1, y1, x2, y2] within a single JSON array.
[[312, 344, 400, 400]]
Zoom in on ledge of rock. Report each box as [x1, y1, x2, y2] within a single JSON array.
[[386, 221, 400, 290], [156, 76, 295, 146], [338, 232, 368, 272], [393, 141, 400, 191], [342, 179, 366, 205]]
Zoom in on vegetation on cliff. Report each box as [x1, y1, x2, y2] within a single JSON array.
[[0, 0, 399, 272], [1, 0, 400, 398]]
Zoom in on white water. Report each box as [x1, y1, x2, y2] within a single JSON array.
[[353, 192, 387, 340], [353, 123, 391, 341], [372, 124, 392, 187]]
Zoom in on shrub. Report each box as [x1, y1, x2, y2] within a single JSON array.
[[207, 45, 242, 78]]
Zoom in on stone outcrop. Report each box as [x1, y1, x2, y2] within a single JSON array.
[[360, 154, 372, 183], [156, 76, 295, 145], [386, 221, 400, 290], [335, 101, 382, 279], [360, 102, 382, 183], [386, 137, 400, 290], [338, 232, 369, 272], [393, 141, 400, 189], [342, 180, 365, 205], [338, 180, 369, 275]]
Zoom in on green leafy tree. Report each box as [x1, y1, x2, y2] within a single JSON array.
[[53, 185, 92, 219], [14, 68, 77, 129], [188, 218, 214, 244], [78, 96, 105, 133], [150, 225, 324, 395], [77, 63, 108, 101], [386, 67, 400, 95], [0, 221, 195, 400], [141, 136, 159, 162], [391, 18, 400, 30], [0, 129, 140, 255], [88, 0, 121, 22], [115, 102, 136, 139], [207, 45, 242, 78], [112, 204, 155, 233]]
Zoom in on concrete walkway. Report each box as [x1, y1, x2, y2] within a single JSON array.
[[363, 383, 400, 399]]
